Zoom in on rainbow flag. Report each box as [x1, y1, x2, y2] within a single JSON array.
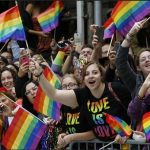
[[142, 112, 150, 142], [37, 0, 64, 32], [34, 67, 62, 121], [105, 113, 132, 137], [51, 51, 65, 75], [111, 1, 150, 36], [103, 17, 116, 39], [0, 6, 26, 42], [2, 108, 46, 149]]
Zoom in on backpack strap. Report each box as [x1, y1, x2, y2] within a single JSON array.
[[108, 82, 126, 110]]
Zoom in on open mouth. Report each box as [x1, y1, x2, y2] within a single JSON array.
[[145, 63, 150, 68], [4, 84, 12, 88], [88, 80, 96, 85]]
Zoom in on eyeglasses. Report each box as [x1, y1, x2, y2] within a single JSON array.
[[62, 83, 78, 89], [139, 55, 150, 63], [25, 86, 38, 96]]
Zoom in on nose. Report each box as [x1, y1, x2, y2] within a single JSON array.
[[83, 52, 88, 56], [4, 78, 9, 83], [88, 73, 93, 78], [146, 57, 150, 61], [30, 90, 35, 95]]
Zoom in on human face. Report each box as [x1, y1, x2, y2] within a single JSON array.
[[0, 95, 13, 109], [0, 60, 6, 69], [73, 68, 83, 84], [79, 47, 93, 63], [62, 76, 78, 90], [1, 70, 14, 90], [84, 63, 102, 90], [25, 82, 38, 104], [1, 52, 13, 64], [102, 44, 113, 58], [139, 51, 150, 77]]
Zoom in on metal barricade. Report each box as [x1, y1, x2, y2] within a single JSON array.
[[66, 139, 150, 150]]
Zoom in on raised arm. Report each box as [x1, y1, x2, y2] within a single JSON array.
[[29, 60, 78, 108], [128, 73, 150, 121], [116, 19, 147, 93]]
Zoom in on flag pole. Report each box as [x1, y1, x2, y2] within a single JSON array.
[[0, 92, 46, 124], [0, 39, 10, 53], [15, 0, 29, 50], [107, 33, 114, 56], [99, 140, 116, 150]]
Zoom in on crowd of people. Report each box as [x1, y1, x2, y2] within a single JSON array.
[[0, 1, 150, 150]]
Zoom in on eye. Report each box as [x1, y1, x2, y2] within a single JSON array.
[[1, 99, 6, 103], [7, 76, 13, 80], [62, 84, 67, 89], [140, 57, 146, 62], [33, 86, 38, 90], [93, 70, 98, 74]]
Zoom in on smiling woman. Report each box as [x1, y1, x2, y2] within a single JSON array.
[[0, 67, 17, 98], [29, 59, 132, 142]]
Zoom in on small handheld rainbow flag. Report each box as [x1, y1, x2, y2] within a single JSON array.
[[2, 108, 46, 149], [0, 6, 26, 42], [37, 0, 64, 32], [142, 112, 150, 142], [51, 51, 65, 75], [103, 17, 116, 39], [105, 113, 132, 137], [111, 1, 150, 36], [34, 67, 62, 121]]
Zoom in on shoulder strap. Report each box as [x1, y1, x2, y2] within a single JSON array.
[[108, 82, 126, 110]]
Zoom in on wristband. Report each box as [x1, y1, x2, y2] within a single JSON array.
[[137, 94, 144, 100]]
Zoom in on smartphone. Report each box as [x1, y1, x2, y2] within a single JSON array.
[[95, 26, 104, 43], [20, 48, 29, 65], [113, 41, 120, 53], [20, 55, 30, 64], [74, 33, 82, 44]]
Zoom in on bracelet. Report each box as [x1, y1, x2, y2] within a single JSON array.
[[137, 94, 144, 100], [128, 32, 134, 37]]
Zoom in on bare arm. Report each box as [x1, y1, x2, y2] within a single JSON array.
[[57, 131, 95, 148], [91, 34, 102, 62], [39, 74, 78, 108], [29, 60, 78, 108], [68, 130, 95, 141], [28, 29, 49, 37], [62, 52, 73, 74]]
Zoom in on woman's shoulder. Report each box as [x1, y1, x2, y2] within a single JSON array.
[[73, 87, 89, 105], [73, 86, 89, 93]]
